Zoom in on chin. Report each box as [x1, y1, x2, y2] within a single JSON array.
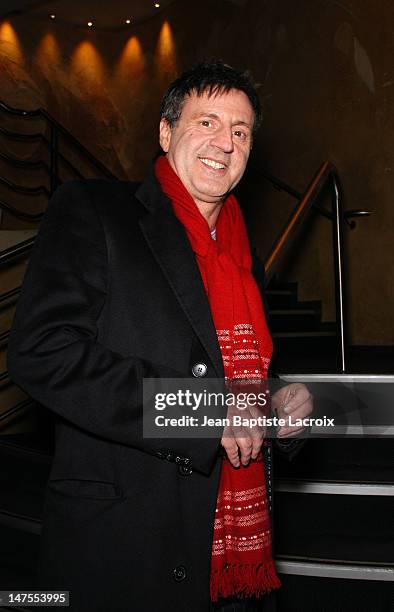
[[195, 183, 232, 200]]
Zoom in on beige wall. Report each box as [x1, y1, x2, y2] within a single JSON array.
[[1, 0, 393, 344]]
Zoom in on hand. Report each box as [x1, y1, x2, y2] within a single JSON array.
[[220, 402, 266, 468], [272, 383, 313, 438]]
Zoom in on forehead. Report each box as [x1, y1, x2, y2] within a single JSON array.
[[179, 88, 254, 124]]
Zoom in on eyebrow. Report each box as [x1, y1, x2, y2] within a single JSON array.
[[193, 112, 252, 129]]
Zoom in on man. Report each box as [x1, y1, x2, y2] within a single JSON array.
[[7, 61, 312, 611]]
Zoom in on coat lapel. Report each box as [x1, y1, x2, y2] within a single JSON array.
[[136, 166, 224, 378]]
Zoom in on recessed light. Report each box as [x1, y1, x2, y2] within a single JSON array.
[[154, 3, 160, 7], [87, 21, 93, 27], [49, 14, 56, 19], [125, 19, 131, 24]]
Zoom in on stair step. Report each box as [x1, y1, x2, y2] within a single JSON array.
[[269, 313, 333, 333], [275, 479, 394, 496], [275, 438, 394, 482], [265, 280, 338, 349], [274, 492, 393, 563], [266, 281, 298, 293], [271, 344, 394, 374], [276, 572, 393, 612], [266, 289, 294, 296], [272, 330, 337, 338], [265, 289, 321, 309], [270, 309, 317, 315], [271, 339, 338, 373]]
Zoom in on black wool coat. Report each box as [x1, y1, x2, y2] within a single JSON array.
[[7, 166, 297, 612]]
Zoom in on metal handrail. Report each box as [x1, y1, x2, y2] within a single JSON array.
[[265, 162, 333, 279], [0, 236, 36, 266], [0, 286, 20, 304], [331, 171, 347, 373], [0, 198, 44, 220], [0, 100, 116, 191], [0, 371, 10, 384], [0, 102, 42, 117], [0, 398, 34, 428], [264, 161, 350, 373], [261, 168, 372, 228], [0, 329, 10, 348], [0, 125, 44, 141], [0, 152, 50, 172], [0, 176, 49, 196]]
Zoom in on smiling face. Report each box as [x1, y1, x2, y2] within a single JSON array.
[[159, 88, 254, 211]]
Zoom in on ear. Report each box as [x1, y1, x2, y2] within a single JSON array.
[[159, 118, 172, 152]]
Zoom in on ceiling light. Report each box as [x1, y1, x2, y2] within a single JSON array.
[[49, 14, 55, 19], [87, 21, 93, 27], [154, 3, 160, 7], [125, 19, 131, 24]]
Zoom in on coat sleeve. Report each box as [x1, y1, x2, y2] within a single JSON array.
[[7, 181, 220, 475]]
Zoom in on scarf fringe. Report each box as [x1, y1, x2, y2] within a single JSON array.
[[210, 561, 281, 602]]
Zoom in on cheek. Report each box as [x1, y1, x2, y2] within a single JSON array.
[[185, 130, 209, 150], [235, 149, 250, 170], [174, 134, 196, 158]]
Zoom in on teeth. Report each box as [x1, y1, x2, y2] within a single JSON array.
[[200, 158, 226, 170]]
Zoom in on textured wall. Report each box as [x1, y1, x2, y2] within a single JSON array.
[[0, 0, 393, 344]]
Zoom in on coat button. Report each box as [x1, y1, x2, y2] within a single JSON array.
[[178, 465, 193, 476], [191, 362, 207, 377], [173, 565, 187, 582]]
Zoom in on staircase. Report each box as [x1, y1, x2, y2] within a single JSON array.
[[264, 282, 393, 610], [274, 428, 393, 610], [0, 100, 393, 611], [267, 280, 394, 374], [267, 280, 338, 374]]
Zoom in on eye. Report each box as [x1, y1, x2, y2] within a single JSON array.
[[200, 119, 212, 127], [233, 129, 247, 140]]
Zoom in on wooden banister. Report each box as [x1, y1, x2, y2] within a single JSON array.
[[264, 161, 334, 282]]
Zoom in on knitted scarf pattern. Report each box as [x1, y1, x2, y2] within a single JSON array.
[[155, 155, 281, 601]]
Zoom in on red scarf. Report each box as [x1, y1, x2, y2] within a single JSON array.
[[155, 156, 281, 601]]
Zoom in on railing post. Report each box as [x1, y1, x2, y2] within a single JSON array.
[[330, 171, 348, 373], [49, 123, 58, 195]]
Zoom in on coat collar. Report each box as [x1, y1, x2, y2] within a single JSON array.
[[135, 161, 224, 378]]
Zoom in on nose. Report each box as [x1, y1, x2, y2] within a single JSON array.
[[210, 125, 234, 153]]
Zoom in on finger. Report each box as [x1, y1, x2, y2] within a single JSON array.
[[221, 439, 240, 467], [250, 435, 263, 459], [282, 392, 313, 415], [286, 401, 313, 422], [277, 425, 305, 438], [250, 426, 265, 459], [272, 384, 299, 415], [282, 393, 313, 422], [248, 403, 264, 419], [236, 434, 253, 466]]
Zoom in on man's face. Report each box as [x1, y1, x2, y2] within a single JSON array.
[[159, 89, 254, 208]]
